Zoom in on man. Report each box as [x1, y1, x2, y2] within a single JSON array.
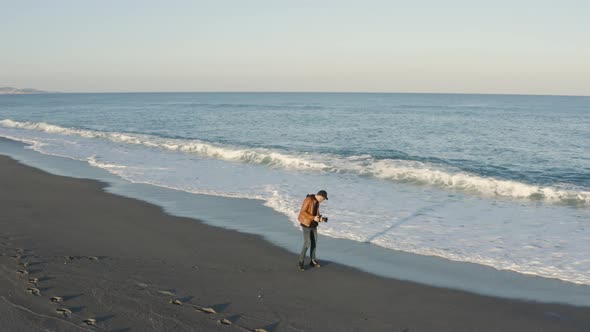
[[297, 190, 328, 271]]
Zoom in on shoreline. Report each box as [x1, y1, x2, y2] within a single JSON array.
[[1, 155, 590, 331], [2, 136, 590, 307]]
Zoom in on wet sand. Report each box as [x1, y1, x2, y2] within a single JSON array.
[[1, 154, 589, 331]]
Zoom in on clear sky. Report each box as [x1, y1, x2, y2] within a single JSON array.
[[1, 0, 589, 95]]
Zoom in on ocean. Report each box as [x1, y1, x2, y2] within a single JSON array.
[[1, 92, 589, 286]]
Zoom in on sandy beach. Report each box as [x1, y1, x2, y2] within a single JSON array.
[[1, 154, 589, 332]]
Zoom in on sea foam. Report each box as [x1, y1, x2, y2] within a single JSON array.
[[1, 119, 589, 205]]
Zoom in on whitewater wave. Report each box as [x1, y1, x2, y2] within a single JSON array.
[[1, 118, 589, 205]]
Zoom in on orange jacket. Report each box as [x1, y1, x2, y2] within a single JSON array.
[[298, 194, 320, 227]]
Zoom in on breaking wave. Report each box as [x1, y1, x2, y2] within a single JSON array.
[[1, 118, 589, 205]]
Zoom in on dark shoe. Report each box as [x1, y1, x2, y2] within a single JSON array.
[[298, 261, 305, 271], [310, 259, 321, 268]]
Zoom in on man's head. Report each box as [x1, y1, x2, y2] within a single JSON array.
[[316, 190, 328, 202]]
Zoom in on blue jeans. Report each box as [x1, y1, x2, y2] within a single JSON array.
[[299, 226, 317, 262]]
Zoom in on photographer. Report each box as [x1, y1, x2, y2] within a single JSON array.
[[297, 190, 328, 271]]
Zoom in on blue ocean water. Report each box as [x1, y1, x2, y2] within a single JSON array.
[[1, 92, 589, 285]]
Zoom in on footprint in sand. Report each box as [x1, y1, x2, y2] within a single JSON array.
[[219, 319, 232, 325], [83, 318, 97, 326], [157, 290, 176, 296], [56, 308, 72, 318], [16, 269, 29, 276], [169, 299, 182, 305], [63, 255, 82, 263], [26, 287, 41, 296], [199, 307, 217, 314], [28, 278, 39, 286], [50, 296, 63, 303], [63, 255, 102, 262]]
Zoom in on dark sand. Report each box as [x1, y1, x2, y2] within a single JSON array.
[[1, 155, 589, 332]]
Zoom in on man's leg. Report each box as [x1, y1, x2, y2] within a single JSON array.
[[299, 227, 311, 263], [310, 228, 317, 261]]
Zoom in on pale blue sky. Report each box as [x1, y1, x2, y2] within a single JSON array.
[[1, 0, 589, 95]]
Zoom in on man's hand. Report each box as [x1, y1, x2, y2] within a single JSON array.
[[313, 216, 320, 222]]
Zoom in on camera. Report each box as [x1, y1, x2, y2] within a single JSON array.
[[318, 214, 328, 222]]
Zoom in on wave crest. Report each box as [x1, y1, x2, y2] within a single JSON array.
[[1, 118, 588, 205]]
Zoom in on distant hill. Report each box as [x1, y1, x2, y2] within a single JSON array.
[[0, 87, 56, 94]]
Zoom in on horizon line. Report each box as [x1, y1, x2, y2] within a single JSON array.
[[8, 90, 589, 98]]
